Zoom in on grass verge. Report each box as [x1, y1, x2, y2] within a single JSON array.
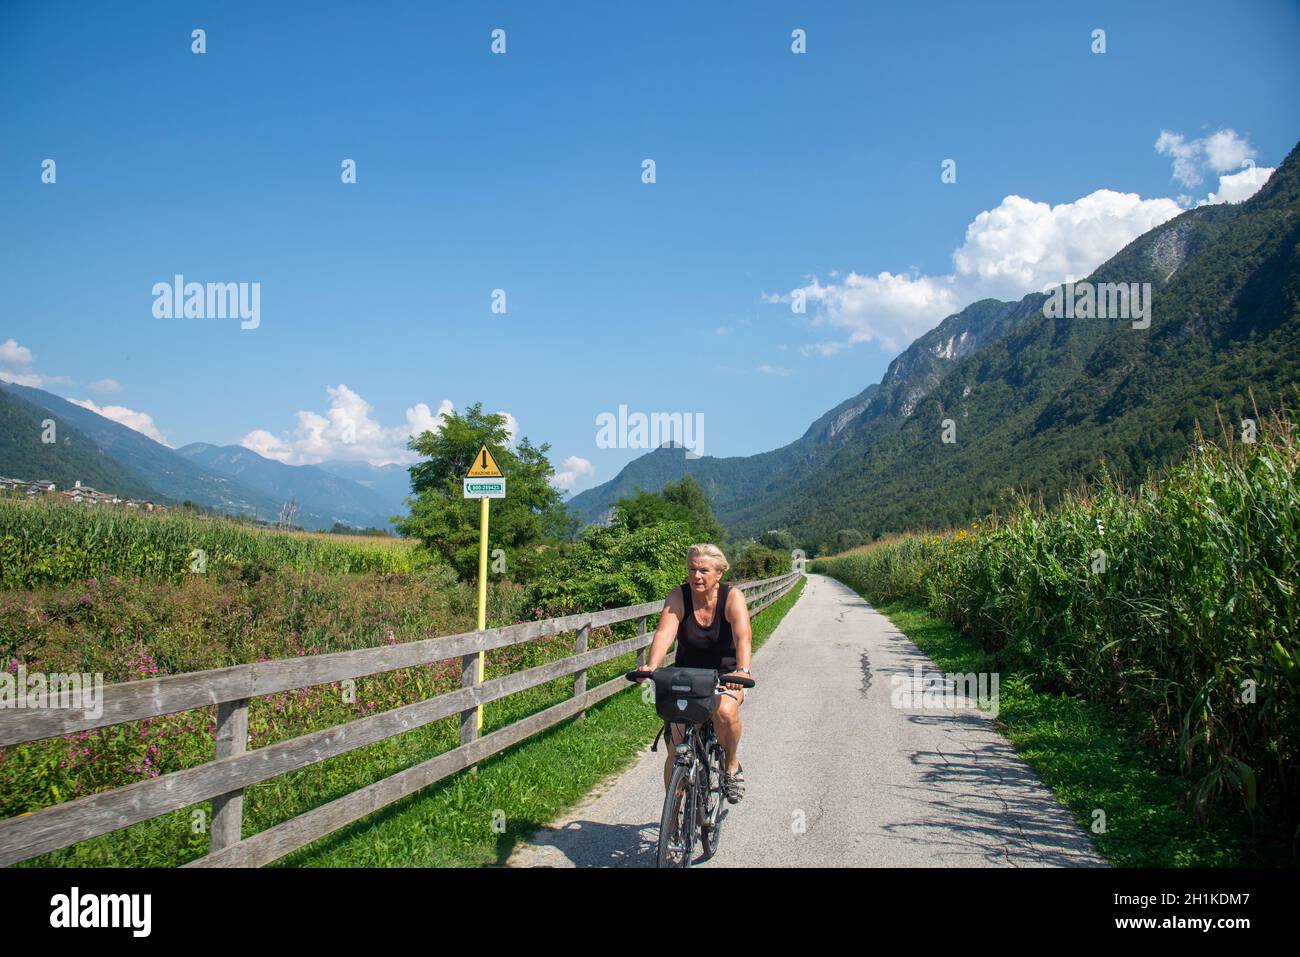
[[873, 598, 1293, 868]]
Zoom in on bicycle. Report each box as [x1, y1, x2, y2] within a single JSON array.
[[625, 666, 756, 867]]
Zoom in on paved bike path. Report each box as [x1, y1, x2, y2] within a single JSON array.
[[507, 574, 1105, 867]]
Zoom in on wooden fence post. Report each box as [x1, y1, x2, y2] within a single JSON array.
[[460, 651, 480, 773], [210, 698, 248, 852], [574, 623, 590, 720], [636, 615, 648, 670]]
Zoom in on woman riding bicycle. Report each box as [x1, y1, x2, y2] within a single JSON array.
[[641, 543, 753, 803]]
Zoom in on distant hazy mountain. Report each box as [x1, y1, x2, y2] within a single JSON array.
[[0, 382, 285, 520], [314, 459, 413, 512], [0, 383, 398, 531], [0, 386, 158, 499], [571, 139, 1300, 545], [177, 443, 403, 529]]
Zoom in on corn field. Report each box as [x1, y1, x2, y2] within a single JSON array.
[[0, 497, 417, 587], [813, 410, 1299, 835]]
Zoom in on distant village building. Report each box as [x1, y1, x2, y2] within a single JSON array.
[[63, 480, 121, 506], [0, 476, 57, 496], [0, 475, 163, 511]]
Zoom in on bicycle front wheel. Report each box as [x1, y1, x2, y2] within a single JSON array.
[[658, 763, 692, 868], [699, 741, 725, 861]]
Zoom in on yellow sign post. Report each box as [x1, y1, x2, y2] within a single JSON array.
[[463, 443, 504, 734]]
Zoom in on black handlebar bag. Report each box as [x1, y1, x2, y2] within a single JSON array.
[[652, 667, 719, 724]]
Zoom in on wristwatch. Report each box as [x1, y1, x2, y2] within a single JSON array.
[[735, 667, 751, 674]]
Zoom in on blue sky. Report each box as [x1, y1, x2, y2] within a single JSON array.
[[2, 0, 1298, 494]]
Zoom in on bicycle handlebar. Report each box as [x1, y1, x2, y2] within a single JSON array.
[[624, 668, 755, 688], [719, 672, 755, 688]]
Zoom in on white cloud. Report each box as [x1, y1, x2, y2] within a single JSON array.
[[241, 428, 293, 461], [241, 386, 516, 467], [1, 339, 34, 367], [1200, 165, 1275, 206], [0, 339, 47, 386], [0, 338, 82, 390], [499, 411, 519, 448], [780, 128, 1272, 357], [784, 190, 1182, 353], [799, 340, 851, 358], [1203, 130, 1257, 173], [404, 401, 453, 438], [87, 378, 122, 394], [552, 455, 595, 491], [1156, 128, 1258, 187], [792, 271, 962, 352], [758, 364, 792, 376], [69, 398, 170, 446], [0, 370, 45, 387], [1155, 130, 1204, 187], [952, 189, 1183, 298]]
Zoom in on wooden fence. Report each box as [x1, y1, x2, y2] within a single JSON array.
[[0, 571, 803, 867]]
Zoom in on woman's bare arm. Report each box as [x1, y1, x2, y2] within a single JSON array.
[[724, 586, 753, 682], [643, 588, 685, 671]]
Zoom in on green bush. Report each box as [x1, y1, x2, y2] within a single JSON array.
[[526, 520, 697, 616], [729, 543, 792, 581]]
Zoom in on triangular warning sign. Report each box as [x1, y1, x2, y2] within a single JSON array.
[[466, 443, 503, 478]]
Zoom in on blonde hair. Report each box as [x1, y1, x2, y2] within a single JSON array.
[[687, 543, 730, 574]]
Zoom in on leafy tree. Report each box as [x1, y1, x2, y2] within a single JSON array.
[[396, 402, 575, 581], [758, 528, 795, 551], [835, 528, 864, 552], [613, 475, 727, 543], [611, 488, 676, 531], [528, 520, 697, 614], [730, 543, 791, 580], [329, 522, 392, 537]]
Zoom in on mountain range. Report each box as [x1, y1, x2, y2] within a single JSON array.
[[0, 382, 411, 531], [569, 139, 1300, 547]]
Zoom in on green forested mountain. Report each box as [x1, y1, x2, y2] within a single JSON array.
[[570, 139, 1300, 546], [567, 295, 1031, 526], [0, 387, 158, 499]]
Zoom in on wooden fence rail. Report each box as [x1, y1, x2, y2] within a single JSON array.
[[0, 571, 802, 868]]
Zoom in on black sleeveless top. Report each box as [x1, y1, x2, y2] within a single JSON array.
[[674, 582, 736, 670]]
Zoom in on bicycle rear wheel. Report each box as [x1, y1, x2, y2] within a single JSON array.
[[658, 763, 692, 867]]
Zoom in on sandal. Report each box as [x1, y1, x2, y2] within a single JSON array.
[[723, 763, 745, 803]]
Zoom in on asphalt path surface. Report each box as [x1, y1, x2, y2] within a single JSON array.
[[508, 574, 1105, 867]]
